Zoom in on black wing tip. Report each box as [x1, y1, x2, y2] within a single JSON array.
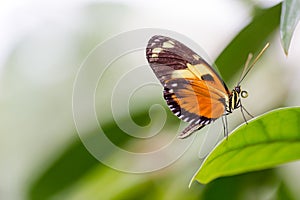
[[148, 35, 167, 41], [146, 35, 170, 62], [147, 35, 174, 47], [147, 35, 162, 46]]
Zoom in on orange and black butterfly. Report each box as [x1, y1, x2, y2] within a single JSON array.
[[146, 35, 268, 139]]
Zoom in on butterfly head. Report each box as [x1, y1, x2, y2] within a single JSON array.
[[229, 85, 248, 111], [234, 85, 248, 98]]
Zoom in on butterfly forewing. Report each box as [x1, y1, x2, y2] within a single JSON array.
[[146, 35, 230, 138]]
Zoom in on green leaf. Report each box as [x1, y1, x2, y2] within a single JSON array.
[[280, 0, 300, 55], [216, 3, 281, 83], [193, 107, 300, 184]]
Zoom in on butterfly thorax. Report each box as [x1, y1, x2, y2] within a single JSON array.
[[227, 85, 248, 113]]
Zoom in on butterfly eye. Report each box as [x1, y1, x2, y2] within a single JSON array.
[[241, 90, 248, 98], [234, 86, 241, 93]]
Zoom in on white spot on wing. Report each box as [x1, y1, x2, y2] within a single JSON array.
[[193, 54, 200, 60], [183, 117, 189, 122], [187, 63, 214, 78], [162, 41, 174, 48], [168, 40, 175, 45], [171, 83, 178, 87], [152, 47, 163, 54]]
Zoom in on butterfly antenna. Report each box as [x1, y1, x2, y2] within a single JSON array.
[[238, 53, 253, 84], [237, 43, 270, 86]]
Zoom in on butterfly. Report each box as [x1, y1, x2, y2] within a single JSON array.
[[146, 35, 269, 139]]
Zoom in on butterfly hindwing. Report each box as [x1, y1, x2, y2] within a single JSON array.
[[146, 35, 230, 138], [178, 123, 206, 139]]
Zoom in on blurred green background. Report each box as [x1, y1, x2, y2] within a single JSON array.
[[1, 0, 300, 200]]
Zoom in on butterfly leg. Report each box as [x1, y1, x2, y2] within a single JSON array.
[[236, 100, 253, 125], [241, 106, 254, 118], [221, 115, 229, 138]]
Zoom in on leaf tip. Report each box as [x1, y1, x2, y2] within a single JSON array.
[[284, 48, 289, 56]]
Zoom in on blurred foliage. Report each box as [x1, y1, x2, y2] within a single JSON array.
[[215, 3, 281, 82], [24, 1, 300, 200], [28, 111, 151, 200], [201, 169, 279, 200], [276, 182, 297, 200]]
